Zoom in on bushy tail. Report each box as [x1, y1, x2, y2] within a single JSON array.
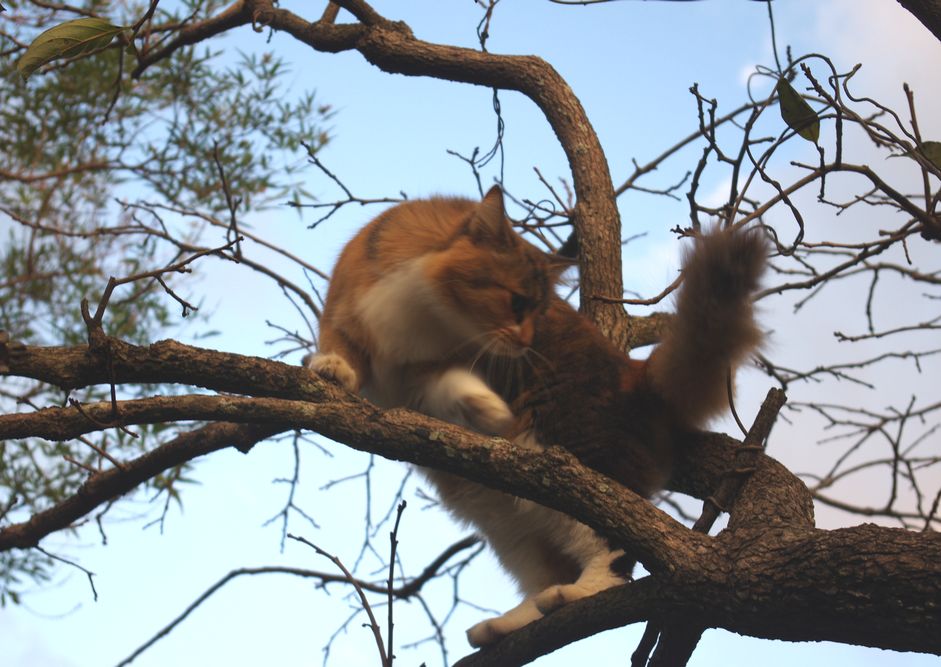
[[647, 227, 766, 427]]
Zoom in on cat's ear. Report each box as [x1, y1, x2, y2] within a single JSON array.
[[545, 251, 577, 282], [467, 185, 514, 247]]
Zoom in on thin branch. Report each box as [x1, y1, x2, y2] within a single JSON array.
[[288, 533, 389, 667]]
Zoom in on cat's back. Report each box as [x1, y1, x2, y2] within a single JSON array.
[[518, 298, 676, 496], [337, 196, 476, 276], [320, 196, 479, 331]]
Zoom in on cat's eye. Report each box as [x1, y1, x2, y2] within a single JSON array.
[[510, 292, 531, 322]]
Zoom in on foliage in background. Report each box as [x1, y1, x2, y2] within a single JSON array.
[[0, 0, 331, 601]]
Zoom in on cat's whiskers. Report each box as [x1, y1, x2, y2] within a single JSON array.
[[500, 352, 523, 402], [521, 345, 552, 372], [467, 334, 500, 375], [492, 339, 518, 398], [451, 331, 493, 370], [472, 332, 512, 384], [517, 347, 557, 400], [461, 330, 523, 401], [448, 328, 502, 361]]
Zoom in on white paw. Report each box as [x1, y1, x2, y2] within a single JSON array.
[[533, 573, 627, 615], [466, 597, 542, 647], [467, 618, 505, 648], [459, 389, 514, 435], [534, 585, 568, 614], [421, 368, 514, 435], [465, 610, 533, 647], [306, 352, 358, 392]]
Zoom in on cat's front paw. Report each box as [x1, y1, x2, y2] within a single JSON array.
[[423, 368, 514, 435], [459, 389, 514, 436], [306, 352, 358, 392]]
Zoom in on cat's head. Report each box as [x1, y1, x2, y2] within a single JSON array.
[[424, 186, 572, 357]]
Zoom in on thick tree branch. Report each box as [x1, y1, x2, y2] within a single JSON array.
[[0, 334, 804, 561], [1, 335, 333, 399], [130, 0, 253, 78], [634, 388, 789, 667], [897, 0, 941, 44], [456, 524, 941, 665], [670, 431, 815, 529], [0, 391, 699, 573]]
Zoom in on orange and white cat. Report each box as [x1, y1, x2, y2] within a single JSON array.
[[308, 186, 766, 646], [309, 186, 568, 434]]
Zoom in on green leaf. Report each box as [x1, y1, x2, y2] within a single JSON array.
[[891, 140, 941, 172], [776, 76, 820, 143], [17, 17, 126, 80], [919, 141, 941, 171]]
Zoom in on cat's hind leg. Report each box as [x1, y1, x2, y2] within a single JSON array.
[[534, 542, 632, 614], [465, 547, 630, 646], [466, 597, 543, 648]]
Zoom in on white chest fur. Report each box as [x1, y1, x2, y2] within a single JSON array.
[[356, 258, 477, 407]]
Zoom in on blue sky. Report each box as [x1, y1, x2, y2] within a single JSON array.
[[4, 1, 941, 666]]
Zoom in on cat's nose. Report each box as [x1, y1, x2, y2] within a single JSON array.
[[511, 320, 534, 348]]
